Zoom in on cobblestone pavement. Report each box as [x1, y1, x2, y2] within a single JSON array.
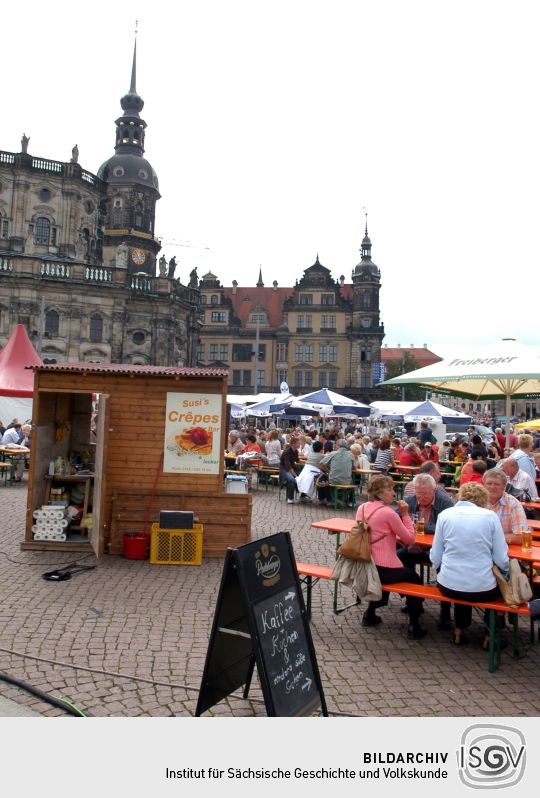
[[0, 478, 538, 717]]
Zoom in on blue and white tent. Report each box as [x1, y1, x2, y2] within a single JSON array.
[[244, 393, 295, 418], [370, 399, 471, 425], [270, 388, 371, 417]]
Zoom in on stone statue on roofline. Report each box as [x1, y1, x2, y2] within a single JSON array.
[[189, 267, 198, 288], [21, 133, 30, 154], [71, 144, 79, 164], [168, 256, 177, 279], [158, 254, 167, 276], [115, 242, 129, 269]]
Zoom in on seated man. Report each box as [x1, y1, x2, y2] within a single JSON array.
[[317, 439, 355, 507], [1, 422, 22, 446], [499, 457, 538, 500], [483, 468, 529, 545], [397, 473, 455, 630], [403, 461, 455, 501]]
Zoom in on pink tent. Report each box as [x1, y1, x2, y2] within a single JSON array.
[[0, 325, 42, 397], [0, 326, 42, 424]]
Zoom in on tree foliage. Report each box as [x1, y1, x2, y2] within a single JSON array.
[[382, 352, 426, 401]]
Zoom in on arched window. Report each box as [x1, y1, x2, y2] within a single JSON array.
[[211, 294, 219, 305], [90, 314, 103, 343], [45, 310, 59, 337], [35, 217, 51, 245], [362, 290, 371, 309]]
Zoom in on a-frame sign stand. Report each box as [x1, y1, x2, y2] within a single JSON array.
[[196, 532, 328, 717]]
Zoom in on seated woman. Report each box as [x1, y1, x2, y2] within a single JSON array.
[[350, 443, 371, 471], [237, 434, 262, 468], [296, 440, 324, 501], [430, 482, 509, 645], [264, 429, 282, 468], [373, 438, 395, 474], [398, 443, 423, 467], [360, 475, 426, 639]]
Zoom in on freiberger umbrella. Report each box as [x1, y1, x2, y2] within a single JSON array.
[[382, 338, 540, 446]]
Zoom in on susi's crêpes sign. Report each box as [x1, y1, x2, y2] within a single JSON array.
[[163, 392, 222, 474]]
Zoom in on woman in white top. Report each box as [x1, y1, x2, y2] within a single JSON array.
[[430, 482, 508, 645], [264, 429, 282, 467], [298, 435, 312, 458], [350, 443, 371, 471]]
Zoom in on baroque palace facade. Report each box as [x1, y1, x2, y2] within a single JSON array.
[[0, 42, 385, 397], [197, 230, 385, 401], [0, 45, 199, 366]]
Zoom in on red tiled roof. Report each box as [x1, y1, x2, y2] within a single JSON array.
[[223, 286, 294, 329], [339, 284, 354, 301], [27, 362, 228, 377], [381, 347, 442, 367]]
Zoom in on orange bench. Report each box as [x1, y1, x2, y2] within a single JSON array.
[[295, 562, 531, 672]]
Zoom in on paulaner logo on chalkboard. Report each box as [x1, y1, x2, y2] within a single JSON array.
[[254, 544, 281, 587]]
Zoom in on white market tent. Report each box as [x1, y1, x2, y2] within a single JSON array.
[[370, 399, 472, 425]]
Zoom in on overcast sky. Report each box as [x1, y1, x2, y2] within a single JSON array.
[[4, 0, 539, 355]]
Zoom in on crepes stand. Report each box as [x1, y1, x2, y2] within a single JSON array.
[[22, 363, 252, 558]]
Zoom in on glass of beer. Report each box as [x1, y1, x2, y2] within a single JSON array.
[[521, 531, 533, 551], [416, 518, 425, 535]]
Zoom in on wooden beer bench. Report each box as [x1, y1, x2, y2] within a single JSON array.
[[295, 561, 531, 672]]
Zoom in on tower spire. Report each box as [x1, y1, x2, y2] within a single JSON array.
[[130, 22, 138, 93], [113, 25, 146, 155], [257, 266, 264, 287], [361, 212, 372, 261]]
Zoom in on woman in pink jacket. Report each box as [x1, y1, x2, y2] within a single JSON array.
[[359, 475, 426, 639]]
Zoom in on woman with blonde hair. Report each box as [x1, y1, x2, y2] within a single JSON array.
[[359, 475, 426, 638], [350, 442, 370, 470], [430, 482, 508, 645], [264, 428, 282, 467]]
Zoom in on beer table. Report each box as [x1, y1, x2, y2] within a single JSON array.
[[0, 446, 30, 459], [353, 468, 380, 493], [311, 517, 539, 622]]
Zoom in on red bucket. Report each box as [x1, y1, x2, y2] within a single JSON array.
[[123, 532, 149, 560]]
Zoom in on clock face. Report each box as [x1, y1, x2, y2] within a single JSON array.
[[131, 248, 146, 266]]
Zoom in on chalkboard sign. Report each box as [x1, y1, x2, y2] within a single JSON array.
[[196, 532, 327, 717]]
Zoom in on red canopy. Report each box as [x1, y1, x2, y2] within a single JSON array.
[[0, 325, 42, 397]]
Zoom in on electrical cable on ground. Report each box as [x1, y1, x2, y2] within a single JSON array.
[[0, 671, 87, 716], [0, 645, 351, 716], [0, 550, 96, 567]]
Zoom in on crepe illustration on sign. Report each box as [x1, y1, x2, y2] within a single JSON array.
[[167, 426, 213, 457]]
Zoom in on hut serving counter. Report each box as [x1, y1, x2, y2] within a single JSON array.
[[23, 363, 252, 558]]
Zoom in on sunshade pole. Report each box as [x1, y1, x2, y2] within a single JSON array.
[[505, 394, 512, 449]]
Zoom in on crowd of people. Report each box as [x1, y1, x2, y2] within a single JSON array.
[[0, 418, 31, 481], [227, 417, 540, 641]]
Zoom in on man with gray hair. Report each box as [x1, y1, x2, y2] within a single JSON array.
[[399, 472, 454, 630], [510, 434, 536, 481], [499, 457, 538, 500], [317, 439, 355, 507], [403, 461, 454, 501], [483, 468, 528, 545]]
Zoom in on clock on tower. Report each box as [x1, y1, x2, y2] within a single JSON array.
[[131, 248, 146, 266]]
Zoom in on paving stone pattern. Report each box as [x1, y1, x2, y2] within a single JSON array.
[[0, 478, 538, 717]]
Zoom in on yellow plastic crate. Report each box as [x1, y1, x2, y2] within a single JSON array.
[[149, 523, 203, 565]]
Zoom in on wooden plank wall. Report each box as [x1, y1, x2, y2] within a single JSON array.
[[29, 371, 250, 555], [109, 490, 252, 556]]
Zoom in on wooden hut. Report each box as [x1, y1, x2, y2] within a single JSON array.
[[22, 363, 252, 557]]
